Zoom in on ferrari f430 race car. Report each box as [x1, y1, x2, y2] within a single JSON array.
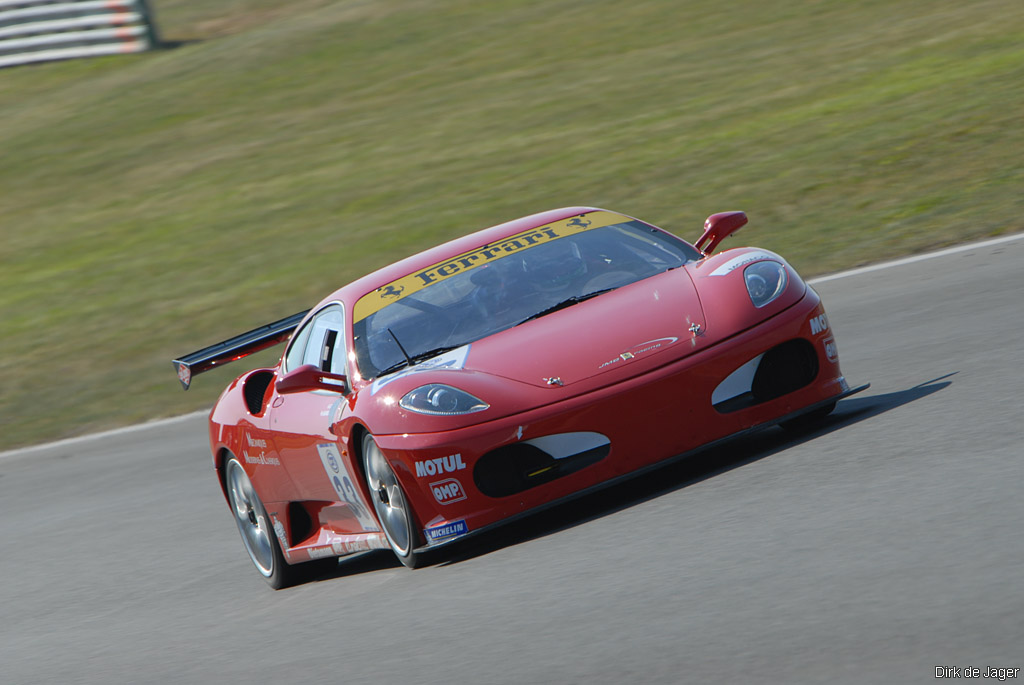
[[174, 207, 866, 588]]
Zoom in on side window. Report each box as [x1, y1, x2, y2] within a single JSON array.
[[284, 321, 313, 372], [284, 304, 348, 375]]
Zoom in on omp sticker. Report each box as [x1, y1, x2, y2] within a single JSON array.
[[415, 453, 466, 478], [823, 336, 838, 363], [316, 444, 380, 532], [424, 519, 468, 544], [429, 478, 467, 505], [353, 211, 630, 322], [708, 251, 777, 276], [369, 344, 470, 396]]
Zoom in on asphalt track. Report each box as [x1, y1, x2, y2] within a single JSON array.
[[3, 236, 1023, 684]]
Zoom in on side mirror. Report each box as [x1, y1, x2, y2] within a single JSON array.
[[695, 211, 748, 255], [275, 364, 349, 395]]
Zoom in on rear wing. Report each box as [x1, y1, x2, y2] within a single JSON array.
[[171, 310, 309, 390]]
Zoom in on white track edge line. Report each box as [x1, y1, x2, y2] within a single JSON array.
[[807, 232, 1024, 285], [3, 230, 1022, 459], [0, 410, 209, 459]]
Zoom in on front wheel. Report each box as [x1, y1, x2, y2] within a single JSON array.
[[362, 434, 423, 568], [225, 457, 334, 589]]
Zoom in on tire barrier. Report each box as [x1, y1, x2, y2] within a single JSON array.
[[0, 0, 159, 68]]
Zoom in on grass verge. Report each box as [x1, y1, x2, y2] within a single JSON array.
[[1, 0, 1021, 450]]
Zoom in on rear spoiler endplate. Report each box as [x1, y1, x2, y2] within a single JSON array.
[[172, 310, 309, 390]]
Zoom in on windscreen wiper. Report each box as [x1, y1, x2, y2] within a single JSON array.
[[515, 288, 616, 326], [376, 342, 468, 378], [407, 344, 467, 365]]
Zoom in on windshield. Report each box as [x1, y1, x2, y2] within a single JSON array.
[[352, 215, 701, 379]]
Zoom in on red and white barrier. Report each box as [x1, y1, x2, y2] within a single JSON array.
[[0, 0, 158, 68]]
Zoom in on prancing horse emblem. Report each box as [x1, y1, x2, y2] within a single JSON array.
[[568, 217, 591, 229], [379, 284, 404, 299], [544, 377, 564, 386]]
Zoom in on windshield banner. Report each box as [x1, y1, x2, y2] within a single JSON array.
[[353, 210, 628, 322]]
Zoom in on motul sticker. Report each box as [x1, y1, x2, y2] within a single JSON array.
[[415, 453, 466, 478], [430, 478, 466, 505], [810, 313, 829, 335]]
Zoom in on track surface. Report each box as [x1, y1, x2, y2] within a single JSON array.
[[3, 238, 1023, 684]]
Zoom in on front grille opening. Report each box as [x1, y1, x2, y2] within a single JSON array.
[[474, 442, 610, 498], [752, 339, 819, 401], [714, 339, 819, 413]]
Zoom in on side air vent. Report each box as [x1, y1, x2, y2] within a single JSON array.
[[473, 432, 610, 498], [713, 339, 819, 413], [243, 370, 276, 415], [287, 501, 314, 545]]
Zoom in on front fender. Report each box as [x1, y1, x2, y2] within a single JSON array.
[[687, 247, 808, 338]]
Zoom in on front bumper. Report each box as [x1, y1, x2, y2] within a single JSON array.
[[373, 292, 858, 551]]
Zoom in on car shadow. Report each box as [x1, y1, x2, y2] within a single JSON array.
[[300, 374, 953, 581], [436, 373, 955, 567]]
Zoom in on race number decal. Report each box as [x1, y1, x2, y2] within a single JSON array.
[[316, 443, 380, 532]]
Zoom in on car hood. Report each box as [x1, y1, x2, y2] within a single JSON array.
[[464, 268, 712, 388]]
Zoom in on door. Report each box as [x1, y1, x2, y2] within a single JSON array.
[[269, 303, 379, 534]]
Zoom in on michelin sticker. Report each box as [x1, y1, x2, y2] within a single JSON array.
[[316, 443, 380, 532], [424, 519, 469, 544], [370, 344, 471, 395]]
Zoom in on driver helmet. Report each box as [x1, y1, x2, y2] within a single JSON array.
[[520, 238, 587, 293]]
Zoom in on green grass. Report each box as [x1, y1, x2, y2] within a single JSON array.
[[1, 0, 1021, 450]]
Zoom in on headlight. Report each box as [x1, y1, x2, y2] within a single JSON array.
[[399, 384, 489, 415], [744, 261, 788, 308]]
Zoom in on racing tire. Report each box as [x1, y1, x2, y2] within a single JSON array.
[[362, 433, 423, 569], [779, 401, 837, 433], [225, 457, 335, 589]]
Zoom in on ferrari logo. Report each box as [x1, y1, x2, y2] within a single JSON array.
[[379, 284, 404, 300], [568, 217, 591, 229]]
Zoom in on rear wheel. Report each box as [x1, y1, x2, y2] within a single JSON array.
[[225, 457, 334, 589], [362, 434, 422, 568]]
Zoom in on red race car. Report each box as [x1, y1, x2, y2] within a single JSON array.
[[174, 207, 866, 588]]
